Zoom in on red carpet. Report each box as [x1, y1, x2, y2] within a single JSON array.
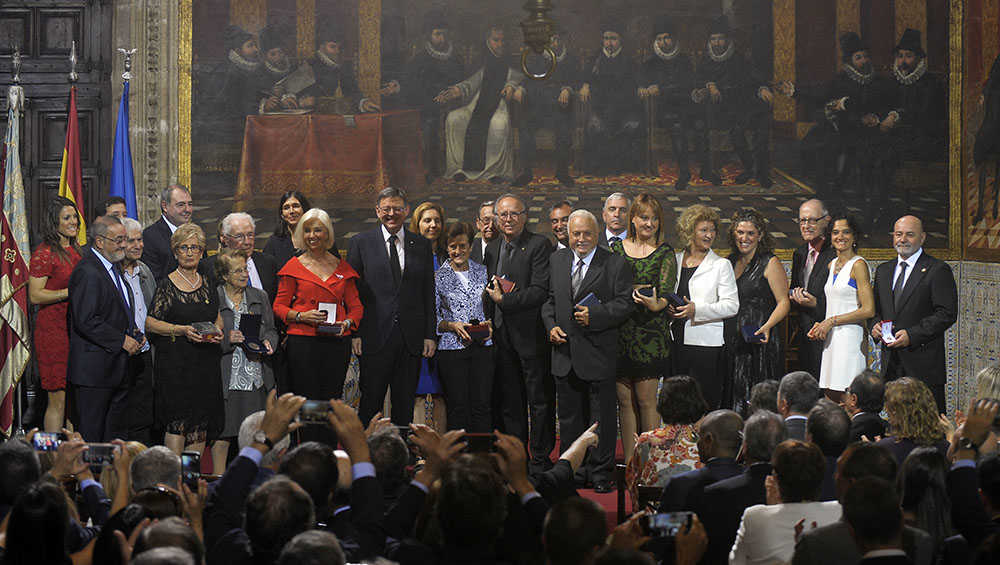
[[553, 438, 635, 531]]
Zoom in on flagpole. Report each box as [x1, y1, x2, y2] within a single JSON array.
[[11, 46, 23, 439]]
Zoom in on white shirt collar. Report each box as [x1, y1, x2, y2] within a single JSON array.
[[162, 216, 180, 234], [605, 228, 627, 243], [381, 224, 404, 244], [92, 247, 117, 273], [862, 549, 907, 558], [785, 414, 808, 421], [897, 247, 922, 268], [556, 241, 567, 250], [574, 246, 597, 266]]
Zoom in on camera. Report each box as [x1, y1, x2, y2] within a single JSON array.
[[82, 443, 118, 466], [464, 432, 498, 453], [181, 451, 201, 489], [299, 399, 332, 424], [640, 511, 693, 538]]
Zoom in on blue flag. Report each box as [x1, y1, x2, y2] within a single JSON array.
[[109, 81, 137, 219]]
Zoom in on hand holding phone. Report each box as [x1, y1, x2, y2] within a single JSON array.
[[181, 451, 202, 489]]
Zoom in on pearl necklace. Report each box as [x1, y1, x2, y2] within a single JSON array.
[[176, 269, 201, 290]]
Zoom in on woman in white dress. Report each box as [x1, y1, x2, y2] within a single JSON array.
[[807, 215, 875, 401]]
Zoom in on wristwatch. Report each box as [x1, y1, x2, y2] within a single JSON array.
[[252, 429, 274, 449], [957, 436, 980, 453]]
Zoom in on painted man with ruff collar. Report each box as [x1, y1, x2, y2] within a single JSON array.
[[438, 24, 524, 182], [692, 16, 774, 187], [638, 16, 698, 190], [300, 29, 378, 113], [579, 18, 642, 177], [215, 26, 269, 119], [512, 30, 579, 187], [257, 26, 298, 113]]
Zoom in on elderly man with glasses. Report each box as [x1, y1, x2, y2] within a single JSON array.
[[199, 212, 279, 304], [789, 199, 835, 379]]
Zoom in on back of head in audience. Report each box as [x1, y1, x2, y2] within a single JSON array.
[[748, 379, 780, 416], [980, 454, 1000, 515], [132, 486, 183, 519], [698, 409, 744, 460], [131, 445, 182, 492], [368, 427, 409, 496], [898, 447, 953, 544], [239, 410, 290, 469], [279, 441, 339, 516], [593, 547, 656, 565], [884, 377, 944, 446], [3, 481, 70, 565], [134, 516, 205, 565], [778, 371, 820, 416], [835, 443, 898, 502], [0, 439, 41, 513], [245, 476, 315, 562], [847, 370, 885, 414], [277, 530, 346, 565], [743, 410, 787, 464], [544, 497, 608, 565], [807, 399, 851, 457], [975, 364, 1000, 401], [772, 439, 826, 503], [436, 454, 508, 552], [131, 547, 197, 565], [842, 477, 904, 553], [657, 375, 709, 426], [94, 503, 156, 565]]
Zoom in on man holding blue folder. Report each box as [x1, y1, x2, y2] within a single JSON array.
[[542, 210, 633, 493]]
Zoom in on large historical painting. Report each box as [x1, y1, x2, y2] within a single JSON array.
[[965, 0, 1000, 260], [181, 0, 960, 257]]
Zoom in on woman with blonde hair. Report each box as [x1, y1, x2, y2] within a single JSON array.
[[610, 193, 677, 461], [876, 377, 949, 463], [670, 204, 739, 408], [410, 201, 448, 431]]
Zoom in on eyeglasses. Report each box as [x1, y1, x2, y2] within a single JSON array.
[[497, 211, 525, 220], [378, 206, 406, 215], [796, 215, 828, 226], [226, 233, 255, 241], [98, 235, 126, 245], [229, 267, 249, 274], [176, 245, 204, 254]]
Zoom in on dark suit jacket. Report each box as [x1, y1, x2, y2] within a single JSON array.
[[850, 412, 888, 442], [860, 554, 913, 565], [819, 455, 838, 501], [141, 217, 178, 281], [199, 251, 279, 304], [541, 247, 633, 381], [872, 250, 957, 384], [699, 462, 772, 564], [785, 416, 808, 441], [790, 240, 836, 370], [324, 475, 385, 562], [347, 228, 436, 355], [484, 230, 552, 355], [597, 227, 627, 251], [947, 463, 1000, 549], [658, 457, 743, 512], [470, 236, 491, 265], [792, 521, 933, 565], [67, 249, 135, 388]]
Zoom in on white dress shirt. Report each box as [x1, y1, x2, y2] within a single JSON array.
[[730, 501, 842, 565], [382, 224, 405, 272], [122, 265, 150, 352], [605, 228, 627, 245], [162, 215, 180, 234], [246, 256, 264, 290], [892, 247, 923, 291], [92, 248, 131, 308], [572, 246, 597, 280]]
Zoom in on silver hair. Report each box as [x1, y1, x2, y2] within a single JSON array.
[[239, 410, 291, 468], [88, 215, 123, 245], [130, 446, 181, 492], [493, 193, 524, 213], [800, 198, 828, 217], [375, 186, 408, 207], [221, 212, 256, 236], [568, 209, 599, 230], [120, 217, 142, 234], [159, 184, 191, 205], [603, 192, 630, 210]]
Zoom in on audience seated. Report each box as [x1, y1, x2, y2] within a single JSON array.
[[777, 371, 821, 440], [844, 370, 888, 442], [131, 446, 182, 492], [134, 517, 206, 564], [93, 503, 157, 565], [543, 497, 608, 565], [132, 547, 198, 565], [1, 481, 74, 565], [367, 427, 411, 507], [0, 439, 42, 520], [276, 531, 345, 565], [807, 398, 852, 501], [876, 377, 949, 463], [898, 447, 969, 562], [658, 409, 743, 511], [842, 477, 910, 564], [748, 379, 779, 416]]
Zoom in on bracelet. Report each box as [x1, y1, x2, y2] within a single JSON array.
[[295, 311, 301, 322]]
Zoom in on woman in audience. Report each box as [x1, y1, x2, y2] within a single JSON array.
[[2, 481, 74, 565], [624, 375, 707, 504], [263, 190, 312, 268], [807, 214, 874, 401], [273, 208, 361, 441], [145, 223, 224, 455], [411, 201, 448, 431], [612, 193, 677, 462], [28, 196, 83, 432], [725, 209, 789, 414], [435, 222, 494, 432], [670, 204, 739, 408], [877, 377, 949, 463], [214, 249, 278, 473], [898, 447, 965, 560]]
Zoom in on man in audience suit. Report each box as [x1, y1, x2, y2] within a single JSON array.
[[700, 410, 787, 564], [778, 371, 820, 440], [844, 370, 889, 442], [659, 409, 744, 511], [348, 187, 436, 425], [68, 216, 143, 441], [871, 215, 957, 412], [789, 199, 835, 378], [806, 399, 852, 501], [541, 210, 633, 492], [471, 200, 497, 264], [485, 194, 555, 473], [843, 477, 912, 565], [947, 399, 1000, 549], [142, 184, 193, 281], [548, 201, 572, 250], [199, 212, 278, 303], [792, 443, 934, 565]]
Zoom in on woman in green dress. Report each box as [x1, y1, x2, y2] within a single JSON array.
[[610, 192, 678, 462]]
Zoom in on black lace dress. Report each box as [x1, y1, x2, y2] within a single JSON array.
[[150, 278, 224, 443], [725, 251, 783, 414]]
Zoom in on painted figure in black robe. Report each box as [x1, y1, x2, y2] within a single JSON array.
[[257, 25, 297, 113], [974, 53, 1000, 223], [299, 28, 378, 114]]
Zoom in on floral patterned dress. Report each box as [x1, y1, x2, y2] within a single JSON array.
[[611, 241, 677, 379], [624, 423, 702, 505], [29, 244, 81, 390]]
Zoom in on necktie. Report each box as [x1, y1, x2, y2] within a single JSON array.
[[499, 242, 514, 276], [610, 235, 620, 246], [388, 234, 401, 287], [893, 262, 908, 309], [571, 258, 585, 297], [803, 247, 818, 285], [112, 266, 135, 326]]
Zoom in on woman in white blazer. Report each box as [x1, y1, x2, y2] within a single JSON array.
[[670, 205, 739, 408]]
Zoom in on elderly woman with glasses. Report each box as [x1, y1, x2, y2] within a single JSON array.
[[145, 223, 224, 456]]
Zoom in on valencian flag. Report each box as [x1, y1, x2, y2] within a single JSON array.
[[58, 85, 86, 245], [1, 85, 31, 438], [110, 80, 137, 219]]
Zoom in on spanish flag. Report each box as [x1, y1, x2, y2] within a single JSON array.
[[58, 86, 86, 245]]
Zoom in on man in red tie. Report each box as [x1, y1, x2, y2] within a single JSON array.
[[790, 199, 835, 379]]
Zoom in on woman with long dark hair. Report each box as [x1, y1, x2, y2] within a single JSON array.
[[263, 190, 312, 268], [28, 196, 83, 432], [898, 447, 966, 560], [2, 482, 73, 565]]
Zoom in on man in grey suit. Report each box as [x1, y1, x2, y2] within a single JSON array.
[[542, 210, 633, 492], [121, 218, 157, 444], [778, 371, 820, 440]]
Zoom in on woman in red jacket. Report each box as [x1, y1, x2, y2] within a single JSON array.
[[274, 208, 363, 408]]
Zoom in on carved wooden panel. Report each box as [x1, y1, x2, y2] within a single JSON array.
[[0, 10, 31, 57], [37, 110, 94, 165], [38, 9, 83, 58]]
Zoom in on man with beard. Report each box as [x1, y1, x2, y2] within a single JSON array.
[[300, 30, 379, 113], [692, 16, 775, 187], [549, 201, 572, 250], [579, 18, 642, 177], [398, 10, 465, 182], [214, 26, 269, 119], [257, 26, 297, 113], [512, 31, 578, 187], [439, 24, 523, 183], [638, 16, 698, 190]]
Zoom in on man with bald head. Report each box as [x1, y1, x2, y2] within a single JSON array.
[[789, 199, 835, 378], [871, 215, 956, 410], [659, 409, 744, 511]]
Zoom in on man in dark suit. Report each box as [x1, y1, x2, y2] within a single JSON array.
[[541, 210, 633, 492], [844, 370, 889, 442], [807, 399, 851, 501], [871, 215, 957, 411], [659, 409, 744, 511], [700, 410, 787, 564], [844, 478, 912, 565], [471, 199, 497, 265], [67, 216, 144, 441], [778, 371, 820, 440], [198, 212, 278, 303], [790, 198, 835, 378], [142, 184, 193, 281], [548, 201, 572, 250], [347, 187, 436, 425], [596, 192, 629, 249], [484, 194, 554, 473]]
